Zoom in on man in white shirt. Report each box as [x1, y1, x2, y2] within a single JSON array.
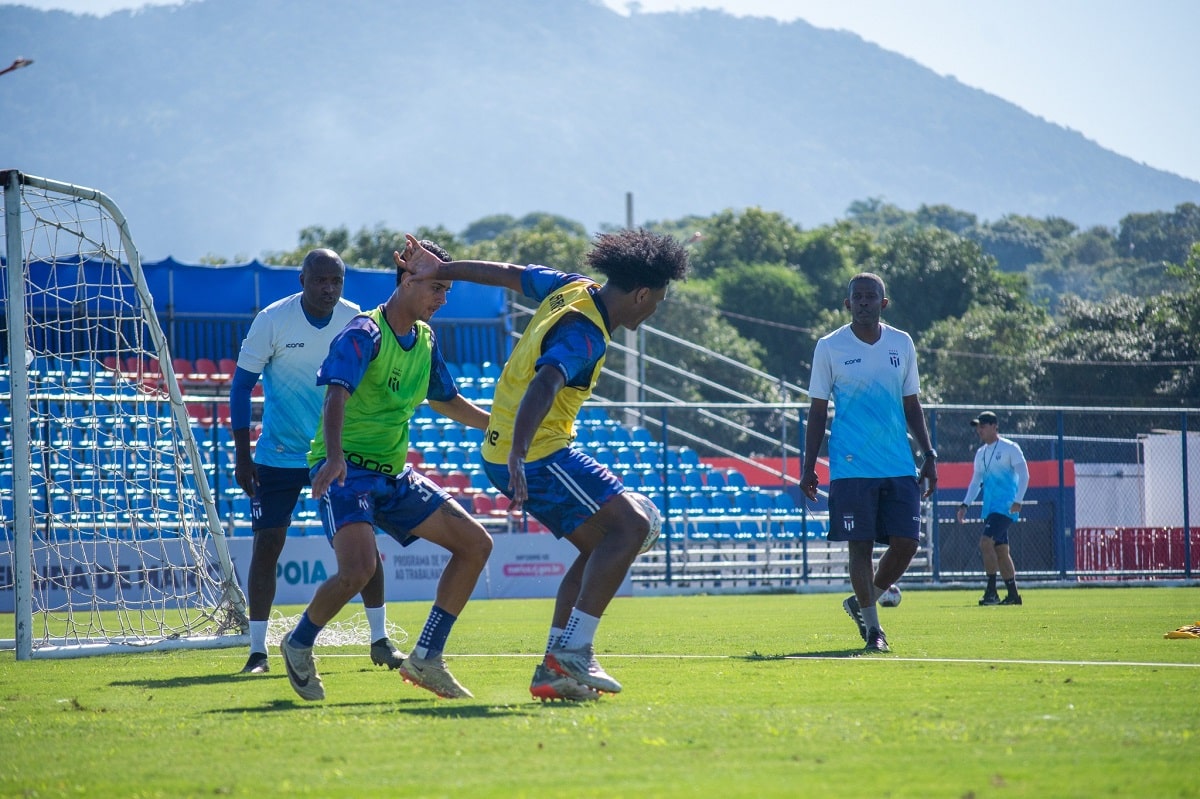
[[801, 273, 938, 653], [956, 411, 1029, 606]]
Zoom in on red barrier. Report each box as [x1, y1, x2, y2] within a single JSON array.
[[1075, 527, 1200, 576]]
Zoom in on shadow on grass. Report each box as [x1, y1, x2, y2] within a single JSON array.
[[738, 649, 870, 660], [111, 672, 259, 689], [206, 699, 539, 718]]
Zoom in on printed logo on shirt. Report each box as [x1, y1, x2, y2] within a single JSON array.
[[549, 293, 566, 313], [889, 348, 900, 368], [285, 342, 305, 349], [841, 514, 855, 532], [843, 358, 861, 365], [387, 368, 401, 393]]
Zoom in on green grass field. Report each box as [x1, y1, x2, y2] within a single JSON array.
[[2, 587, 1198, 798]]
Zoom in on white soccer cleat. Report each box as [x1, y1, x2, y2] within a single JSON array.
[[399, 654, 474, 699], [530, 661, 601, 702], [280, 638, 325, 701], [544, 643, 623, 694]]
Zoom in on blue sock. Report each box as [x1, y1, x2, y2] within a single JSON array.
[[413, 605, 457, 659], [288, 611, 323, 648]]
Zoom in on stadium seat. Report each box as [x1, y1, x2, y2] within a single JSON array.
[[442, 471, 471, 493], [705, 468, 727, 489], [724, 468, 748, 490], [630, 426, 654, 445], [470, 492, 495, 516]]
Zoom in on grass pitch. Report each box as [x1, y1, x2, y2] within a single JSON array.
[[2, 587, 1198, 798]]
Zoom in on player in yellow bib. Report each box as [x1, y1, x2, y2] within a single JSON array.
[[396, 229, 689, 700]]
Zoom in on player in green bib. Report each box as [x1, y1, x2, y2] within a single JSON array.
[[280, 242, 493, 702]]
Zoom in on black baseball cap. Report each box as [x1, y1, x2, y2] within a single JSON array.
[[970, 411, 998, 426]]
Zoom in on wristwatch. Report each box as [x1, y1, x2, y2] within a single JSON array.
[[923, 449, 938, 460]]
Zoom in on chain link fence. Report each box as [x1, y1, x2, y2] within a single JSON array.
[[626, 403, 1198, 591]]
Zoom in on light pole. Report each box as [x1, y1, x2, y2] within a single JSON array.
[[0, 57, 34, 78]]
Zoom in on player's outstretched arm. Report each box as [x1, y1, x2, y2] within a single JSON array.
[[394, 234, 526, 292], [429, 395, 490, 432]]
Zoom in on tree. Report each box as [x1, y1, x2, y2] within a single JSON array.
[[919, 304, 1053, 405], [602, 280, 780, 455], [1117, 202, 1200, 265], [1038, 295, 1176, 406], [688, 208, 806, 280], [712, 263, 820, 381], [465, 217, 590, 271], [915, 203, 977, 235], [865, 227, 1009, 341]]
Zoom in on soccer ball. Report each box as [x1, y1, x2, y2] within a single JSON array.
[[628, 491, 663, 554], [879, 584, 902, 608]]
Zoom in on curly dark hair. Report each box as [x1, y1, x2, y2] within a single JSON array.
[[585, 228, 690, 291], [396, 239, 452, 284]]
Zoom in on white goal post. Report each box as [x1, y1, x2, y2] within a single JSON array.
[[1, 170, 248, 659]]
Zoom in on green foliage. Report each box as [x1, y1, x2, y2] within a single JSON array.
[[630, 280, 781, 454], [919, 304, 1053, 404], [462, 212, 588, 245], [687, 208, 807, 280], [263, 197, 1200, 408], [712, 262, 819, 380], [264, 223, 462, 270], [865, 227, 1005, 341], [464, 217, 591, 272], [1117, 202, 1200, 265]]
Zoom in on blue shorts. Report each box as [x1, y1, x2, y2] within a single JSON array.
[[827, 476, 921, 544], [310, 461, 450, 548], [482, 447, 623, 539], [250, 464, 309, 532], [982, 513, 1014, 545]]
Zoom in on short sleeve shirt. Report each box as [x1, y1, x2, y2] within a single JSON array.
[[808, 323, 921, 480]]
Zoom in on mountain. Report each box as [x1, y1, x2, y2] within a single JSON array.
[[2, 0, 1197, 262]]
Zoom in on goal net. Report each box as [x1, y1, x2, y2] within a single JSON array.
[[1, 171, 248, 659]]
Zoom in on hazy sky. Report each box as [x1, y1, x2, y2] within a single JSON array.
[[6, 0, 1198, 183]]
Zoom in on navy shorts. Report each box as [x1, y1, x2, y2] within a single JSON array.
[[827, 476, 921, 544], [249, 464, 310, 532], [482, 446, 624, 539], [310, 461, 451, 548], [982, 513, 1014, 545]]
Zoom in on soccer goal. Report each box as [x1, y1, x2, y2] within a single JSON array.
[[1, 170, 248, 659]]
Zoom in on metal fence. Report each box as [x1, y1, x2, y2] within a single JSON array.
[[621, 402, 1198, 591]]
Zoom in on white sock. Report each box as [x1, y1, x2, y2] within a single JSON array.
[[861, 603, 881, 632], [546, 626, 564, 653], [365, 605, 388, 642], [249, 620, 268, 655], [558, 609, 601, 649]]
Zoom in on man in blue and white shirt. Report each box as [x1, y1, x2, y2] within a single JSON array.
[[230, 248, 402, 674], [801, 273, 938, 653], [956, 411, 1029, 606]]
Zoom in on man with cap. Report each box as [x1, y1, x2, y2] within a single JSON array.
[[956, 411, 1029, 606]]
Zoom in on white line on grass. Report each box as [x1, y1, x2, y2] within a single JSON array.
[[781, 655, 1200, 669], [287, 652, 1200, 669]]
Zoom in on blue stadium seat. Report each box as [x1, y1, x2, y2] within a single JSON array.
[[630, 426, 654, 445], [707, 491, 733, 515], [705, 468, 727, 489], [724, 468, 748, 490]]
